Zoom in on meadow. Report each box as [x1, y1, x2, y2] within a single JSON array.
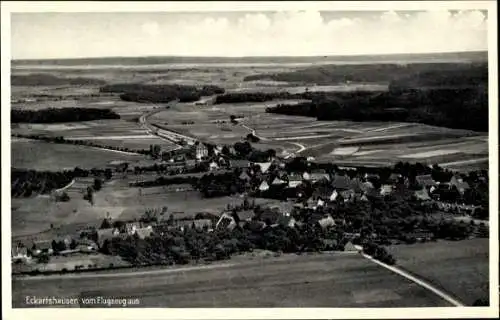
[[387, 239, 490, 306], [12, 253, 450, 308]]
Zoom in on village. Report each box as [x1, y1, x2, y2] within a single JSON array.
[[11, 139, 489, 275]]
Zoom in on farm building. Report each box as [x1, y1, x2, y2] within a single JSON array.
[[331, 175, 351, 190], [215, 213, 237, 231], [449, 175, 470, 194], [416, 174, 437, 188], [317, 214, 336, 229]]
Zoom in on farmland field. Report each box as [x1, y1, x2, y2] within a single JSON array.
[[386, 239, 490, 306], [12, 253, 450, 308]]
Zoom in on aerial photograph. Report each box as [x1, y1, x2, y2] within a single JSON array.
[[7, 5, 494, 310]]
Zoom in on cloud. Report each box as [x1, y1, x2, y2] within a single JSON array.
[[12, 10, 488, 59], [147, 10, 487, 56]]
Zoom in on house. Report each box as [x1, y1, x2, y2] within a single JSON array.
[[209, 161, 219, 171], [322, 239, 339, 250], [387, 173, 403, 184], [331, 175, 351, 190], [31, 240, 54, 256], [254, 162, 272, 173], [124, 222, 141, 235], [302, 171, 311, 181], [316, 198, 325, 208], [195, 143, 209, 160], [245, 220, 266, 232], [340, 189, 355, 202], [364, 173, 380, 181], [349, 178, 365, 193], [230, 159, 250, 169], [271, 177, 287, 186], [215, 213, 237, 231], [414, 188, 432, 201], [260, 208, 282, 226], [259, 181, 270, 192], [135, 226, 154, 239], [329, 189, 339, 202], [416, 174, 437, 188], [317, 214, 336, 229], [343, 241, 358, 252], [288, 180, 302, 188], [407, 230, 435, 242], [12, 244, 29, 262], [237, 210, 255, 222], [97, 228, 120, 248], [239, 171, 251, 182], [310, 173, 331, 183], [277, 213, 296, 228], [449, 175, 470, 194], [380, 184, 393, 196], [77, 239, 98, 253]]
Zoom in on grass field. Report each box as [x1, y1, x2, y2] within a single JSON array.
[[12, 253, 450, 308], [387, 239, 489, 306], [12, 174, 290, 240], [11, 140, 149, 171]]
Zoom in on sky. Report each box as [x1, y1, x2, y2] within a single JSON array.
[[11, 10, 488, 59]]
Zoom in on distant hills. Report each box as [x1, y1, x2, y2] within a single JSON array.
[[12, 51, 487, 67]]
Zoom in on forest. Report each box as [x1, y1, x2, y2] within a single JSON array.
[[266, 86, 488, 132], [11, 73, 106, 86], [243, 62, 487, 86], [11, 108, 120, 123], [99, 83, 225, 103]]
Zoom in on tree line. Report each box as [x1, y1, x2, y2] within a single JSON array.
[[11, 167, 112, 198], [12, 133, 150, 156], [11, 108, 120, 123]]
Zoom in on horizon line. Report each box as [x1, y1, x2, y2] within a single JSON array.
[[11, 50, 488, 63]]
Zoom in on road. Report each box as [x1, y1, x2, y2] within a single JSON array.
[[13, 253, 451, 308], [240, 121, 307, 159], [138, 104, 198, 147]]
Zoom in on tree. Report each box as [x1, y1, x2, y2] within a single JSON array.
[[69, 239, 78, 250], [37, 255, 50, 264], [100, 218, 112, 229], [93, 178, 103, 191], [104, 168, 113, 180]]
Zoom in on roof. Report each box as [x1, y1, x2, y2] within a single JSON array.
[[135, 227, 154, 239], [277, 214, 296, 227], [329, 190, 339, 201], [259, 181, 270, 191], [33, 240, 52, 250], [245, 220, 266, 231], [272, 177, 286, 185], [239, 171, 251, 181], [414, 188, 431, 201], [331, 175, 351, 190], [344, 241, 358, 252], [318, 215, 335, 229], [178, 219, 213, 230], [216, 214, 236, 230], [255, 162, 272, 173], [416, 174, 437, 187], [310, 173, 330, 182], [237, 210, 255, 221], [380, 184, 393, 195], [288, 180, 302, 188], [388, 173, 403, 182], [450, 176, 470, 190], [349, 178, 365, 192], [260, 209, 282, 225], [231, 160, 250, 168]]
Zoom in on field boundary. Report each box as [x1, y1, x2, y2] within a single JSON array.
[[361, 252, 465, 307]]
